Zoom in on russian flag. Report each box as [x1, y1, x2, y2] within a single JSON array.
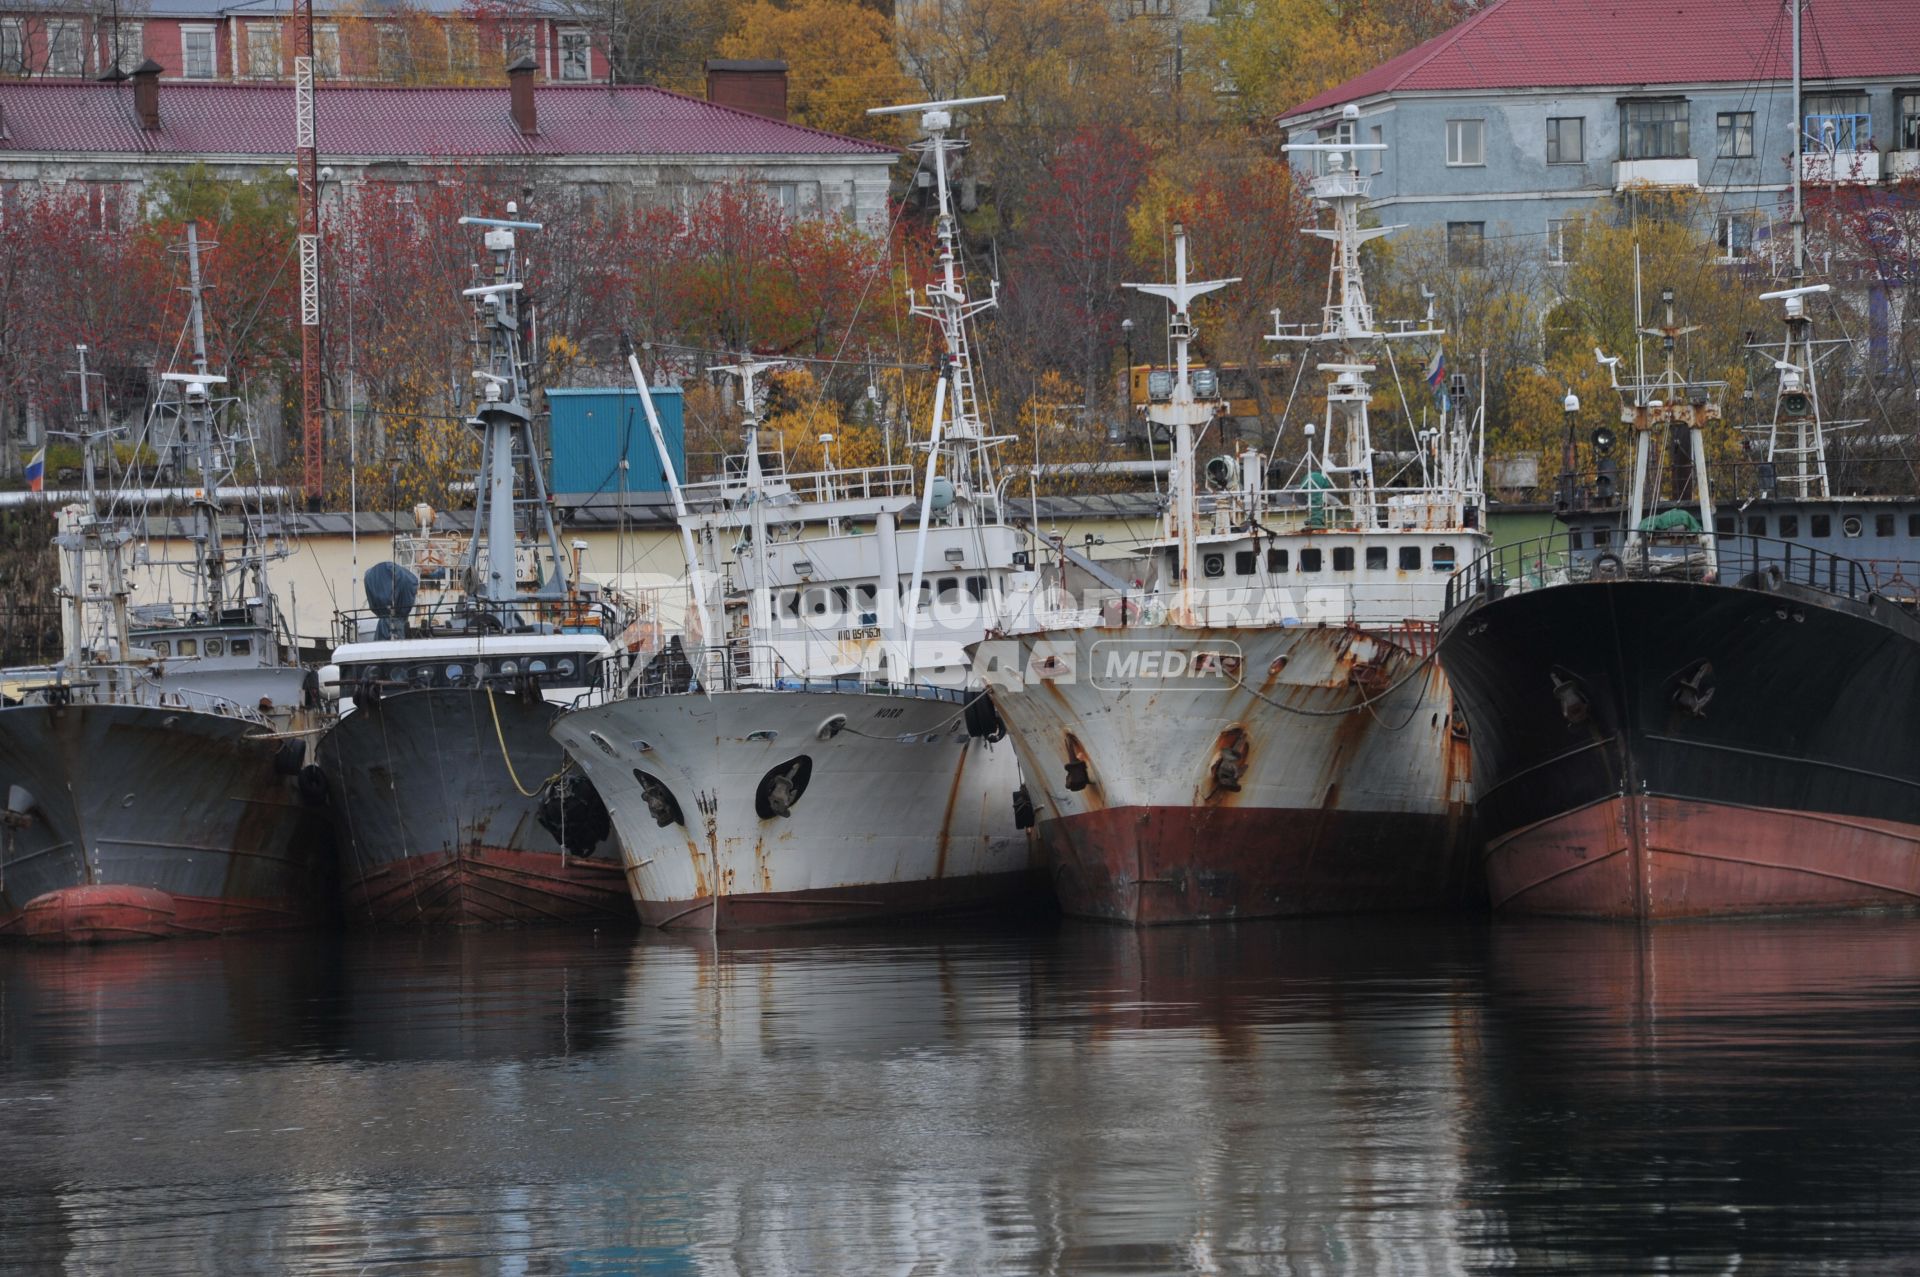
[[24, 446, 43, 493]]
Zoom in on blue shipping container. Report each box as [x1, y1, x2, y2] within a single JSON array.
[[546, 386, 684, 497]]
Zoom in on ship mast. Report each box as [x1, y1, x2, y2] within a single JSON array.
[[710, 356, 781, 646], [1272, 114, 1439, 529], [457, 208, 568, 610], [868, 94, 1011, 674], [1125, 225, 1235, 623], [156, 225, 235, 620]]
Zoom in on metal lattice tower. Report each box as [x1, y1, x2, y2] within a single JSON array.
[[292, 0, 323, 501]]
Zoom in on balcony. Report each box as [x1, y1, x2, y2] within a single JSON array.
[[1613, 157, 1698, 191], [1801, 149, 1883, 184], [1887, 150, 1920, 180]]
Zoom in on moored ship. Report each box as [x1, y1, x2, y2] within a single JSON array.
[[976, 130, 1484, 925], [550, 95, 1038, 930], [0, 228, 332, 942], [317, 208, 630, 928], [1437, 277, 1920, 919]]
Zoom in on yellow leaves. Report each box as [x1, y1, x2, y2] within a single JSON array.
[[717, 0, 916, 144]]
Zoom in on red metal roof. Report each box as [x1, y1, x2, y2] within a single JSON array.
[[0, 80, 895, 157], [1283, 0, 1920, 121]]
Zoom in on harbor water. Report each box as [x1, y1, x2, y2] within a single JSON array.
[[4, 915, 1920, 1273]]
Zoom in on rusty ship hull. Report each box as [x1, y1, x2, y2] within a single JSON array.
[[552, 688, 1040, 930], [1437, 575, 1920, 918], [0, 702, 333, 942], [986, 623, 1479, 925], [321, 688, 631, 928]]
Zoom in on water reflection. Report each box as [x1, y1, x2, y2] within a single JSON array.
[[1, 917, 1919, 1272]]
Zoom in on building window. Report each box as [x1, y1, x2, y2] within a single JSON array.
[[1547, 218, 1579, 264], [103, 21, 142, 74], [245, 23, 280, 78], [1716, 110, 1754, 158], [1619, 98, 1689, 159], [1368, 124, 1384, 174], [1545, 116, 1583, 163], [1445, 118, 1484, 166], [181, 26, 217, 79], [376, 24, 409, 77], [1901, 92, 1920, 151], [0, 20, 21, 73], [313, 24, 340, 77], [503, 28, 535, 64], [1129, 0, 1172, 12], [1446, 221, 1485, 267], [1803, 91, 1871, 151], [1715, 215, 1752, 262], [46, 19, 82, 74], [447, 25, 479, 73], [558, 28, 590, 80]]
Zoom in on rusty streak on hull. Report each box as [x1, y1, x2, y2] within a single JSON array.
[[0, 703, 333, 944], [1488, 795, 1920, 918], [986, 623, 1480, 926], [1440, 575, 1920, 920], [323, 688, 626, 928], [634, 867, 1049, 930], [342, 843, 634, 929], [1043, 804, 1481, 925]]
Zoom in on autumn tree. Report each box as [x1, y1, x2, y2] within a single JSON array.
[[1206, 0, 1473, 126], [716, 0, 915, 143]]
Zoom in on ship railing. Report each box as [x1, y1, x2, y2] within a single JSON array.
[[608, 640, 971, 706], [10, 669, 274, 725], [681, 462, 918, 509], [333, 596, 623, 645], [1444, 530, 1904, 615]]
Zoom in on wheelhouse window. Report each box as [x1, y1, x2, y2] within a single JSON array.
[[1877, 513, 1896, 538], [1619, 98, 1689, 159], [1300, 547, 1324, 572], [1234, 549, 1257, 575], [1910, 513, 1920, 538], [1398, 546, 1421, 570], [1811, 514, 1831, 538], [1545, 116, 1583, 164], [1267, 548, 1289, 573], [1445, 118, 1485, 166], [1780, 514, 1800, 538], [1332, 547, 1355, 571], [1366, 545, 1387, 569], [1432, 544, 1457, 572], [1748, 515, 1766, 536], [1717, 110, 1754, 158]]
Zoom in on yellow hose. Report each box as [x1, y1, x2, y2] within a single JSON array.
[[485, 684, 551, 799]]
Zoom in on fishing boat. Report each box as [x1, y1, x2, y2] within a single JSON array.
[[549, 95, 1039, 930], [975, 127, 1483, 924], [317, 208, 631, 928], [0, 227, 332, 942], [1434, 2, 1920, 920]]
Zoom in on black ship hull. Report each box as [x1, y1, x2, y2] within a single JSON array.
[[320, 688, 631, 928], [1437, 573, 1920, 918]]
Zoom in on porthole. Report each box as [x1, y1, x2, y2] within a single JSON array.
[[1844, 516, 1864, 538], [556, 659, 576, 678], [204, 638, 224, 656], [500, 660, 519, 675]]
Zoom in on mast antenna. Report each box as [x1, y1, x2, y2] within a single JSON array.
[[293, 0, 324, 503]]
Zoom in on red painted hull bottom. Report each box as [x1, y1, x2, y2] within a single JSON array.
[[0, 885, 313, 944], [344, 844, 635, 928], [1488, 795, 1920, 919], [638, 869, 1050, 931], [1041, 806, 1478, 925]]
